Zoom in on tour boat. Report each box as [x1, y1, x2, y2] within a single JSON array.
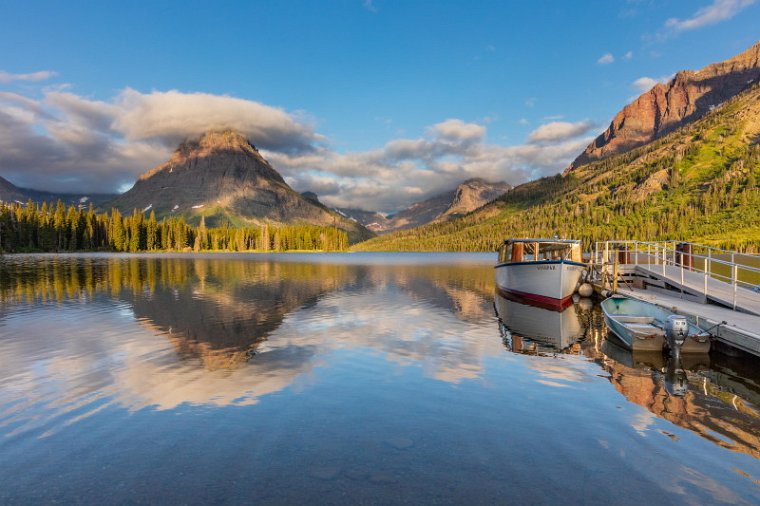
[[495, 238, 585, 309], [601, 295, 711, 353]]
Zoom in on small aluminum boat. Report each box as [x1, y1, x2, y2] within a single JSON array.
[[601, 295, 710, 353]]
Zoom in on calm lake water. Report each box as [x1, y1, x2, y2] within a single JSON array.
[[1, 253, 759, 505]]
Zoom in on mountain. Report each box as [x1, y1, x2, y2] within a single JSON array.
[[108, 130, 372, 242], [0, 176, 28, 204], [339, 178, 512, 234], [568, 41, 760, 171], [0, 174, 116, 207], [353, 82, 760, 252], [334, 208, 390, 233]]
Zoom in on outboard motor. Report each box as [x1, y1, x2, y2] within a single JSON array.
[[665, 315, 689, 359]]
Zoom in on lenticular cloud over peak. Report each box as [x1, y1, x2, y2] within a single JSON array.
[[112, 89, 321, 153]]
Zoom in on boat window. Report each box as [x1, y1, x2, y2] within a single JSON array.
[[534, 242, 579, 261], [521, 242, 535, 261], [500, 241, 581, 263]]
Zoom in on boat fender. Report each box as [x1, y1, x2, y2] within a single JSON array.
[[578, 283, 593, 298]]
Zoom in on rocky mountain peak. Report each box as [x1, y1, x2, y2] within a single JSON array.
[[567, 41, 760, 172], [184, 130, 255, 153], [444, 179, 511, 220], [138, 129, 283, 184], [460, 177, 489, 186], [107, 130, 372, 242], [338, 178, 512, 233]]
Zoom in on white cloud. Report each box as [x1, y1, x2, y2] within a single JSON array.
[[269, 121, 592, 211], [597, 53, 615, 65], [665, 0, 755, 31], [527, 120, 596, 143], [623, 51, 634, 60], [427, 119, 486, 144], [113, 89, 320, 153], [0, 70, 57, 84], [631, 74, 674, 93], [0, 85, 594, 212]]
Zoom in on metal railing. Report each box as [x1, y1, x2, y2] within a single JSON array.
[[592, 240, 760, 310]]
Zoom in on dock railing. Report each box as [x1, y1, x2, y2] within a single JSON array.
[[593, 240, 760, 310]]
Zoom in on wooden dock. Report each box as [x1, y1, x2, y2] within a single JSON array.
[[593, 240, 760, 358]]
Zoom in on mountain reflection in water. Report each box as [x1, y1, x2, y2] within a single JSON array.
[[0, 253, 759, 504], [0, 255, 500, 415]]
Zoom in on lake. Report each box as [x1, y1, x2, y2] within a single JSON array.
[[1, 253, 759, 505]]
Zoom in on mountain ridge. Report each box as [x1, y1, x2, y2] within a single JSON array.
[[568, 41, 760, 171], [0, 174, 117, 207], [338, 178, 512, 234]]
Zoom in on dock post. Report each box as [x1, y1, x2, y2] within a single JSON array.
[[647, 243, 651, 268], [662, 245, 666, 276], [733, 264, 738, 310], [680, 260, 684, 299]]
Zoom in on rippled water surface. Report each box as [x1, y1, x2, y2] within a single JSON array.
[[1, 253, 759, 504]]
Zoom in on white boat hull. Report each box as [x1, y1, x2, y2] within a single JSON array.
[[495, 260, 585, 307]]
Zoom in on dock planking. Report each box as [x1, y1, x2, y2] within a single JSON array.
[[632, 264, 760, 316]]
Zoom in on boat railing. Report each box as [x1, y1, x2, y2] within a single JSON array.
[[592, 240, 760, 310]]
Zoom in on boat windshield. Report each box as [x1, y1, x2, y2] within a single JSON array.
[[498, 241, 581, 263]]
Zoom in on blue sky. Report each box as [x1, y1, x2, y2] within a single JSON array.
[[0, 0, 758, 211]]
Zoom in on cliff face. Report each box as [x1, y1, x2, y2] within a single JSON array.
[[568, 41, 760, 171], [108, 130, 372, 242], [435, 178, 513, 222]]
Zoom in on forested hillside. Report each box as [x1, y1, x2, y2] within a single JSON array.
[[353, 85, 760, 253]]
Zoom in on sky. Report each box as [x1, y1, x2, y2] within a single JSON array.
[[0, 0, 758, 212]]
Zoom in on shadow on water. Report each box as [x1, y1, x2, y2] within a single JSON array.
[[495, 291, 760, 460]]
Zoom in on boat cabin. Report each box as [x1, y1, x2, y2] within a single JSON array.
[[498, 239, 582, 264]]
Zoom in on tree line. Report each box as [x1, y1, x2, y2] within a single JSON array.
[[0, 200, 348, 253]]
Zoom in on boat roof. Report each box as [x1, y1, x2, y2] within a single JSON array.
[[501, 238, 580, 245]]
